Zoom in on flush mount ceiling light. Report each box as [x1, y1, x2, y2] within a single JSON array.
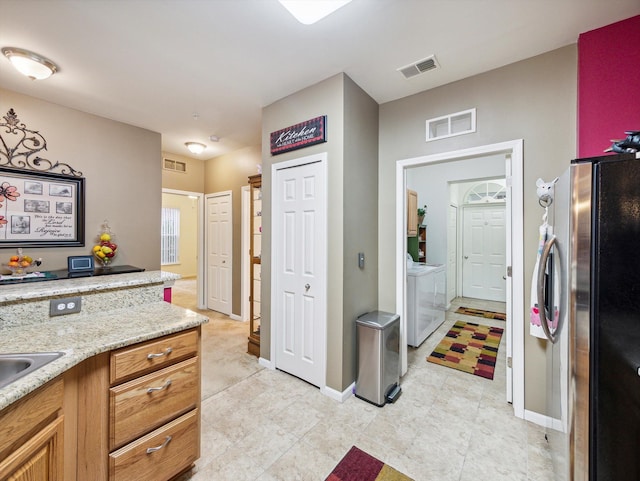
[[2, 47, 58, 80], [278, 0, 352, 25], [185, 142, 206, 154]]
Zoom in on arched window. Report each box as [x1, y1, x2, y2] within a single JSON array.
[[464, 180, 506, 204]]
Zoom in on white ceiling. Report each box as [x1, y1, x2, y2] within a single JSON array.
[[1, 1, 638, 160]]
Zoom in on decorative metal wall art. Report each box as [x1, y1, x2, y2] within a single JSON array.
[[0, 109, 85, 247], [0, 108, 83, 176]]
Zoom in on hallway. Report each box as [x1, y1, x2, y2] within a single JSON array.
[[172, 278, 554, 480]]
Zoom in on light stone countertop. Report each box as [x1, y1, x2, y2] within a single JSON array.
[[0, 270, 179, 303], [0, 270, 207, 411]]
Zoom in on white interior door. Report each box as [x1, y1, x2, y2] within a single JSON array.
[[462, 205, 506, 302], [206, 192, 232, 314], [446, 204, 458, 305], [273, 157, 326, 388]]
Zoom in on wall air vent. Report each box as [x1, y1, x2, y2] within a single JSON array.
[[397, 55, 439, 79], [426, 108, 476, 142], [163, 158, 186, 173]]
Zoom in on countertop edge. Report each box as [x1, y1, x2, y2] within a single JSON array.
[[0, 270, 180, 303]]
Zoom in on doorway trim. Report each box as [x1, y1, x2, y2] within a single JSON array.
[[241, 185, 250, 322], [161, 188, 206, 309], [395, 139, 524, 419]]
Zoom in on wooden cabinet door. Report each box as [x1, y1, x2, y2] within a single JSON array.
[[0, 416, 64, 481], [407, 189, 418, 236]]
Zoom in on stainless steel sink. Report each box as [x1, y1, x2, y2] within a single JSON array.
[[0, 352, 64, 389]]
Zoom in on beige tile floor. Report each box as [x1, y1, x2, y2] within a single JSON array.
[[171, 278, 554, 481]]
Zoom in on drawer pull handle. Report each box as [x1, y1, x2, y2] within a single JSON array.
[[146, 435, 172, 454], [147, 347, 173, 359], [147, 379, 172, 393]]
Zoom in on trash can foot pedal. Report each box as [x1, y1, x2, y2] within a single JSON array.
[[385, 384, 402, 403]]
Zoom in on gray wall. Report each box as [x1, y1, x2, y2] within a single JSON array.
[[262, 73, 379, 392], [342, 75, 379, 389], [379, 45, 577, 414], [1, 88, 162, 272]]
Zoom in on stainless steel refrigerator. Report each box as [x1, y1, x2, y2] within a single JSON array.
[[539, 152, 640, 481]]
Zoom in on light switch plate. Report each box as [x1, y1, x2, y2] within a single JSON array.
[[50, 296, 82, 316]]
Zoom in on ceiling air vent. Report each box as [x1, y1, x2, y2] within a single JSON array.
[[397, 55, 439, 79]]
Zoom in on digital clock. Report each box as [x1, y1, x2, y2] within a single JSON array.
[[67, 255, 94, 276]]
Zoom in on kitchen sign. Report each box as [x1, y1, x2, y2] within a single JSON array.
[[270, 115, 326, 155]]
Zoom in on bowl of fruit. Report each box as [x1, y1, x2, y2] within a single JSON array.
[[4, 252, 42, 276], [92, 221, 118, 269]]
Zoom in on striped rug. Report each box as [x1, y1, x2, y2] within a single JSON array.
[[427, 321, 504, 380], [455, 306, 506, 321]]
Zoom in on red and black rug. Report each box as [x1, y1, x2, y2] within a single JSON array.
[[427, 320, 504, 380], [325, 446, 413, 481]]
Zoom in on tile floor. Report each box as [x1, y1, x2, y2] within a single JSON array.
[[171, 278, 554, 481]]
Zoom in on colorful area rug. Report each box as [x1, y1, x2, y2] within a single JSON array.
[[455, 306, 506, 321], [326, 446, 414, 481], [427, 321, 504, 379]]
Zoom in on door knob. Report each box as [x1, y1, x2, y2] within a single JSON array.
[[464, 256, 469, 259], [305, 284, 310, 291]]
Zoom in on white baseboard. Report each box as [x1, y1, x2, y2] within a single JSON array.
[[229, 313, 244, 321], [321, 382, 355, 403], [258, 357, 274, 369]]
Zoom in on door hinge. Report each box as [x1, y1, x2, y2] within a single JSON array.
[[507, 357, 512, 368], [506, 266, 512, 277]]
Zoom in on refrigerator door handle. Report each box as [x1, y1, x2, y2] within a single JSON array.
[[537, 236, 558, 343]]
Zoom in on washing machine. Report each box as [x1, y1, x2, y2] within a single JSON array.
[[406, 263, 446, 347]]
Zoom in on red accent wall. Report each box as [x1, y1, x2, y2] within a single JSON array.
[[578, 15, 640, 158]]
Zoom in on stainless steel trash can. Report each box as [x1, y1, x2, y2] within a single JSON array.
[[355, 311, 402, 407]]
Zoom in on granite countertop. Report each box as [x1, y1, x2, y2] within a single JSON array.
[[0, 270, 207, 411], [0, 270, 179, 303]]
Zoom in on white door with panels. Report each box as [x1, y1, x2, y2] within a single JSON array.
[[273, 156, 327, 388], [462, 205, 506, 302], [206, 192, 232, 314]]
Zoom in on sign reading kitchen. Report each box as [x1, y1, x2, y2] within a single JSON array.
[[270, 116, 326, 155]]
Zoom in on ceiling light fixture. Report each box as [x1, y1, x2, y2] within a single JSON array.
[[278, 0, 352, 25], [2, 47, 58, 80], [185, 142, 206, 154]]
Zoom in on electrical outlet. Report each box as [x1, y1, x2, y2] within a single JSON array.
[[50, 296, 82, 316]]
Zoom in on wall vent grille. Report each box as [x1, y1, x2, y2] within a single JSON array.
[[426, 108, 476, 142], [163, 158, 187, 173]]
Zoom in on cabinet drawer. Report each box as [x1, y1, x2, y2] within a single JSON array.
[[110, 329, 199, 384], [109, 409, 199, 481], [109, 358, 198, 450]]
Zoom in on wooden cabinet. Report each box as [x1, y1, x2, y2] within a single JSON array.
[[78, 327, 202, 481], [407, 189, 418, 236], [248, 174, 262, 357], [107, 329, 201, 481], [0, 379, 64, 481]]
